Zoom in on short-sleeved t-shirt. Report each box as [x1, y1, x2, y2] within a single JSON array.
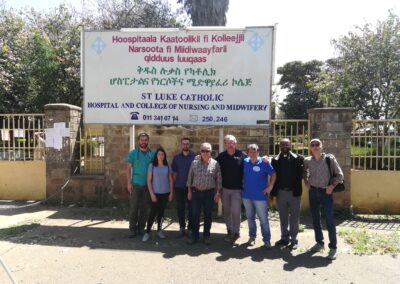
[[148, 164, 171, 194], [171, 151, 196, 189], [127, 148, 155, 186], [243, 157, 276, 201]]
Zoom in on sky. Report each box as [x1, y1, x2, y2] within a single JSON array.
[[4, 0, 400, 93]]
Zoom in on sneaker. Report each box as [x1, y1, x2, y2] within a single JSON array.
[[204, 236, 211, 245], [157, 230, 166, 239], [142, 233, 150, 242], [178, 228, 185, 237], [187, 238, 198, 245], [224, 233, 232, 243], [275, 239, 289, 247], [327, 248, 337, 260], [264, 241, 272, 249], [287, 242, 298, 250], [308, 243, 325, 253], [247, 237, 256, 246]]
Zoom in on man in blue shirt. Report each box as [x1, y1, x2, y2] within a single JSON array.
[[171, 137, 196, 237], [126, 133, 155, 237], [243, 144, 276, 248]]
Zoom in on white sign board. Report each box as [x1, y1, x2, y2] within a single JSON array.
[[83, 27, 274, 126]]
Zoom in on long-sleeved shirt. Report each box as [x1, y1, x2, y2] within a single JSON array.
[[186, 158, 222, 191], [303, 153, 344, 188]]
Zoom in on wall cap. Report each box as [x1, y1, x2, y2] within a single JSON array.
[[44, 103, 81, 111], [308, 107, 354, 114]]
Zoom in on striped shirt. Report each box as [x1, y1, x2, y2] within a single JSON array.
[[303, 153, 344, 188], [187, 158, 222, 191]]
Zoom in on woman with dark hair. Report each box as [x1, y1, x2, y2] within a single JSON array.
[[142, 147, 174, 242]]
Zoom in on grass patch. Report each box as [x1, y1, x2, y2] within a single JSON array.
[[0, 222, 41, 239], [338, 228, 400, 255]]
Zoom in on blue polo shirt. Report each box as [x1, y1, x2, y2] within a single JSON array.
[[171, 151, 196, 188], [243, 157, 275, 201], [127, 148, 155, 186]]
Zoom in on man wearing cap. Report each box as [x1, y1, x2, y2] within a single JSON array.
[[304, 138, 344, 260], [186, 142, 222, 245]]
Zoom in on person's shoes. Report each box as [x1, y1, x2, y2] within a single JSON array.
[[308, 243, 325, 253], [264, 241, 272, 249], [187, 238, 198, 245], [157, 230, 166, 239], [178, 228, 185, 237], [247, 237, 256, 246], [224, 233, 232, 243], [231, 233, 240, 244], [275, 239, 289, 247], [185, 229, 193, 238], [128, 231, 137, 238], [142, 233, 150, 242], [327, 248, 337, 260], [204, 236, 211, 245], [287, 242, 298, 250]]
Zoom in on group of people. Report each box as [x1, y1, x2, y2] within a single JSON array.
[[126, 133, 344, 261]]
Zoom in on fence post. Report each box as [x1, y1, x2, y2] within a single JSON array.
[[44, 103, 81, 203], [308, 108, 353, 207]]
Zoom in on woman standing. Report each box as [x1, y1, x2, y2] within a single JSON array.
[[142, 148, 174, 242]]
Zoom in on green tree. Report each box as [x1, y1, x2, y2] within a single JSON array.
[[179, 0, 229, 26], [277, 60, 324, 119], [316, 11, 400, 119]]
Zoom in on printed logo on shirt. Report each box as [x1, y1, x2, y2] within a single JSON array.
[[253, 166, 261, 172]]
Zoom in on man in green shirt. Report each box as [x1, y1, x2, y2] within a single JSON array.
[[127, 133, 155, 237]]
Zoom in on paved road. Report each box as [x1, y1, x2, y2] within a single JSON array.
[[0, 204, 399, 283]]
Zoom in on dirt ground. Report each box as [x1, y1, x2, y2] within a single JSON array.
[[0, 202, 399, 284]]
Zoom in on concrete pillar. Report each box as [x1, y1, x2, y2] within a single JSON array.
[[308, 108, 353, 207], [44, 103, 81, 201]]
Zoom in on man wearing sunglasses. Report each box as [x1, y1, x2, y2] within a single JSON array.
[[186, 142, 222, 245], [304, 138, 344, 260]]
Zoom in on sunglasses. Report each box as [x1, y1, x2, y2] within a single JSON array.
[[310, 143, 320, 147], [201, 149, 211, 153]]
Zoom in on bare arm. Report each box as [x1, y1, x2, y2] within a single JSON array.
[[126, 164, 133, 193]]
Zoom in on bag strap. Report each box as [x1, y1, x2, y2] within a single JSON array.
[[325, 155, 334, 178]]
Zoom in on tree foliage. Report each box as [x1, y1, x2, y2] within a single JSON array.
[[313, 11, 400, 119], [277, 60, 324, 119], [0, 1, 180, 113], [178, 0, 229, 26]]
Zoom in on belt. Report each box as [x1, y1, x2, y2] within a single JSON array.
[[192, 187, 214, 192], [311, 186, 326, 191], [279, 187, 292, 191]]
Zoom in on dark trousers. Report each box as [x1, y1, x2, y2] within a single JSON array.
[[191, 189, 214, 240], [146, 193, 169, 232], [129, 185, 150, 233], [175, 187, 192, 230], [309, 186, 337, 249]]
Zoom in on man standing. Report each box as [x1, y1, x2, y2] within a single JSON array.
[[187, 142, 222, 245], [304, 138, 344, 260], [171, 137, 196, 237], [216, 135, 247, 243], [271, 138, 304, 250], [126, 133, 155, 237], [242, 144, 276, 248]]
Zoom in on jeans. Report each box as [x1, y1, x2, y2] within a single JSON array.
[[309, 186, 337, 249], [129, 185, 150, 233], [175, 187, 192, 230], [242, 198, 271, 243], [191, 189, 214, 240], [221, 188, 242, 235]]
